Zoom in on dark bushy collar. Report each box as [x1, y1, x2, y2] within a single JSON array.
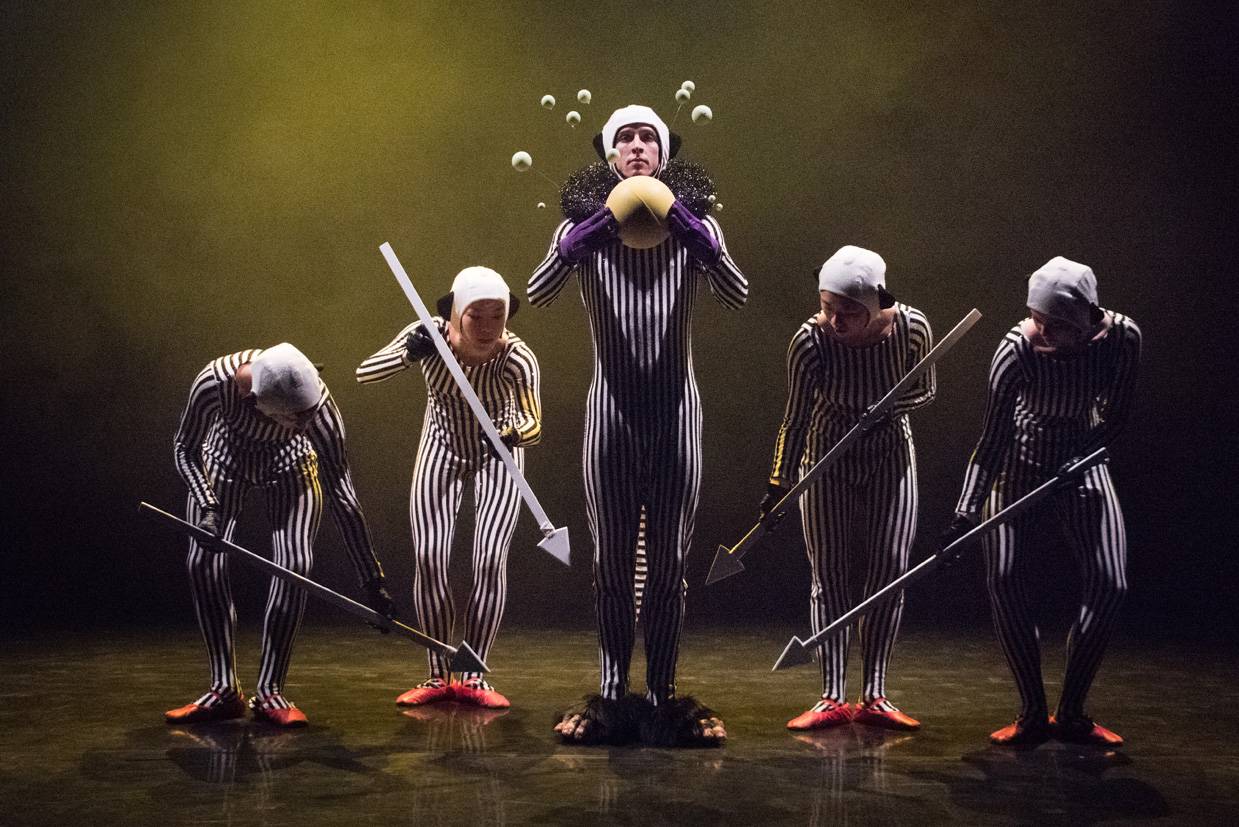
[[560, 159, 717, 223]]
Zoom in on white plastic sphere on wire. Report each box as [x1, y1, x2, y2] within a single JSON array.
[[714, 202, 723, 212], [605, 148, 620, 163], [681, 80, 696, 92], [707, 194, 716, 204], [540, 94, 556, 109], [577, 89, 591, 104], [537, 202, 546, 209], [691, 105, 713, 124], [511, 151, 533, 172], [566, 110, 581, 127], [675, 88, 691, 104]]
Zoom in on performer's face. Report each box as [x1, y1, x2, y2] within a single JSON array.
[[820, 290, 872, 341], [460, 299, 507, 347], [614, 124, 660, 177], [1029, 309, 1085, 349]]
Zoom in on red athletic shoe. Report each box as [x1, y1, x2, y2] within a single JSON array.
[[989, 714, 1051, 746], [454, 678, 511, 709], [250, 695, 308, 728], [787, 698, 853, 731], [853, 697, 921, 731], [164, 691, 247, 724], [396, 678, 454, 706], [1051, 715, 1124, 747]]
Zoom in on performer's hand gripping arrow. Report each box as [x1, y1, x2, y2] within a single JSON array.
[[138, 502, 489, 674], [706, 308, 982, 586], [771, 447, 1109, 670], [379, 242, 570, 565]]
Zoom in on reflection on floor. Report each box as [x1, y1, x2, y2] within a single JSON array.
[[2, 624, 1229, 824]]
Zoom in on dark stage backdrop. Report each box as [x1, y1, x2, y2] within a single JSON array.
[[3, 2, 1235, 640]]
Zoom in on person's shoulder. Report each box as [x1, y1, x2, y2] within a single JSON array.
[[1107, 310, 1141, 343], [898, 303, 928, 326]]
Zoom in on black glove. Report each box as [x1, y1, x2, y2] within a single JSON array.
[[558, 207, 620, 264], [858, 403, 892, 434], [485, 425, 520, 458], [196, 505, 223, 540], [404, 327, 436, 362], [760, 483, 791, 525], [937, 514, 977, 568], [364, 578, 395, 633]]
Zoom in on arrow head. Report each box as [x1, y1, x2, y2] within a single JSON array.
[[705, 545, 746, 586], [772, 636, 816, 671], [537, 527, 571, 566], [448, 641, 490, 674]]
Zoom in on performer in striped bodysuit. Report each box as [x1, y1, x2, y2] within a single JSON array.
[[943, 256, 1140, 746], [532, 105, 747, 745], [165, 342, 393, 728], [357, 267, 540, 710], [768, 246, 934, 733]]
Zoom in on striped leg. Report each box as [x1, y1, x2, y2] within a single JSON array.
[[801, 467, 858, 703], [186, 458, 250, 705], [460, 447, 524, 681], [857, 440, 918, 705], [983, 468, 1048, 718], [255, 457, 323, 704], [641, 408, 702, 704], [585, 400, 642, 700], [410, 431, 466, 680], [1056, 463, 1128, 718]]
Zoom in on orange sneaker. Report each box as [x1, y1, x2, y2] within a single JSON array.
[[1051, 715, 1123, 747], [396, 678, 454, 706], [853, 697, 921, 731], [454, 678, 511, 709], [787, 698, 853, 731], [164, 691, 247, 724], [250, 695, 308, 728], [989, 714, 1051, 746]]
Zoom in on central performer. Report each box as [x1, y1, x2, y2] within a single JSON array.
[[529, 104, 747, 745]]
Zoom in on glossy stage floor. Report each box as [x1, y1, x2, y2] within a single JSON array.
[[2, 624, 1233, 825]]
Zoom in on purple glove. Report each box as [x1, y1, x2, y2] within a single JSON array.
[[666, 200, 721, 266], [558, 207, 619, 264]]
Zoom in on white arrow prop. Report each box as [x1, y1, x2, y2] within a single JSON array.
[[771, 447, 1110, 670], [707, 308, 982, 585], [378, 242, 570, 565]]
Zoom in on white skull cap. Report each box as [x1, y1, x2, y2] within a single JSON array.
[[601, 105, 670, 177], [451, 266, 510, 317], [250, 343, 322, 415], [817, 245, 889, 316], [1027, 256, 1098, 331]]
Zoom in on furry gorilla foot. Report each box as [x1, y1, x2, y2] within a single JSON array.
[[553, 694, 652, 746], [639, 696, 727, 747]]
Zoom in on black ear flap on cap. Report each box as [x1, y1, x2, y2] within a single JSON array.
[[1089, 303, 1104, 324], [811, 265, 823, 283], [508, 294, 521, 319], [312, 362, 325, 373], [668, 132, 682, 159], [436, 292, 454, 319], [593, 133, 607, 160], [878, 287, 897, 309]]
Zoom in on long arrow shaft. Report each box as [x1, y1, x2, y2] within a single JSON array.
[[140, 502, 458, 658], [709, 309, 981, 582], [794, 447, 1109, 653], [379, 242, 554, 533]]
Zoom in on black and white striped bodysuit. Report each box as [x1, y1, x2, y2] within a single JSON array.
[[955, 312, 1141, 719], [173, 350, 384, 709], [357, 318, 541, 680], [530, 216, 747, 702], [771, 306, 935, 705]]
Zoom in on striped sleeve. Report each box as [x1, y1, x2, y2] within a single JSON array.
[[1081, 315, 1142, 453], [528, 220, 577, 307], [306, 397, 384, 584], [356, 321, 422, 384], [505, 340, 543, 446], [769, 325, 819, 487], [697, 215, 749, 309], [892, 308, 936, 418], [955, 331, 1024, 516], [172, 363, 222, 509]]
